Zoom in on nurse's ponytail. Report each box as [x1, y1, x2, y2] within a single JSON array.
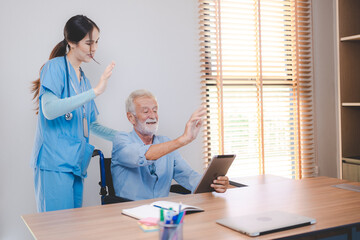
[[31, 15, 99, 114], [50, 39, 68, 59]]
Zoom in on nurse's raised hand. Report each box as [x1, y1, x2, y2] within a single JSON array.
[[93, 61, 116, 96]]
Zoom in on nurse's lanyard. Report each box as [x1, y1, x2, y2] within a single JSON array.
[[64, 55, 89, 138]]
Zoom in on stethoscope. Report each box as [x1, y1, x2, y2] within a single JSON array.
[[65, 112, 72, 121], [63, 55, 87, 121]]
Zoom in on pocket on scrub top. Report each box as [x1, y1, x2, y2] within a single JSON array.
[[53, 134, 83, 172], [41, 134, 95, 176], [79, 141, 95, 177]]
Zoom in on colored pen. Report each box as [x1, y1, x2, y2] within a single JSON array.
[[175, 211, 183, 224], [165, 209, 173, 224], [172, 214, 178, 224], [154, 205, 170, 210], [169, 208, 174, 224], [180, 211, 186, 223], [160, 208, 164, 223]]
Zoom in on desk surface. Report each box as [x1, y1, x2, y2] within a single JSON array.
[[22, 175, 360, 240]]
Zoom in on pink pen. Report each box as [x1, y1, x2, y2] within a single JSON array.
[[180, 211, 186, 223]]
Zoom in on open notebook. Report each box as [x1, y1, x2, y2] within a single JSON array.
[[122, 201, 204, 220]]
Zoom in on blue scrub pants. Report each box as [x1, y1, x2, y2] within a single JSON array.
[[34, 168, 83, 212]]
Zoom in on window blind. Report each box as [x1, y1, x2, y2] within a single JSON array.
[[199, 0, 315, 179]]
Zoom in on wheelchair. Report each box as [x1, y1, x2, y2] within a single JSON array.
[[92, 149, 191, 205], [92, 149, 132, 204]]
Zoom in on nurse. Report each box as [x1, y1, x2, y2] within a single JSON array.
[[30, 15, 117, 212]]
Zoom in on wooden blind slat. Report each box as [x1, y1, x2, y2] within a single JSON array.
[[199, 0, 314, 179]]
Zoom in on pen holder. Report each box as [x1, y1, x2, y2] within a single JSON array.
[[158, 222, 183, 240]]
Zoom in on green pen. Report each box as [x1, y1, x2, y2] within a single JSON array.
[[160, 208, 164, 222]]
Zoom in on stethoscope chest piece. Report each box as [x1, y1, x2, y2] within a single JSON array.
[[65, 112, 73, 121]]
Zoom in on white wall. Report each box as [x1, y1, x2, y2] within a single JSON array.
[[0, 1, 203, 239], [0, 0, 339, 239]]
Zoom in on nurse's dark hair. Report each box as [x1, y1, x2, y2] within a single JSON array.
[[31, 15, 99, 114]]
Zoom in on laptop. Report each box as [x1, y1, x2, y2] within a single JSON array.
[[193, 154, 236, 194], [216, 211, 316, 237]]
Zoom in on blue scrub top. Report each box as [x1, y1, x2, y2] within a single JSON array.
[[30, 56, 98, 177]]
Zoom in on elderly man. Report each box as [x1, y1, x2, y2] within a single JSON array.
[[111, 89, 229, 200]]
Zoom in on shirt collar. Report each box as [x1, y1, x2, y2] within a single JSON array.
[[130, 129, 158, 145]]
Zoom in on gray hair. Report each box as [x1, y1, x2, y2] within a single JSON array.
[[126, 89, 157, 114]]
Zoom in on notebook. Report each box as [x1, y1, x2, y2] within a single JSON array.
[[122, 201, 204, 220], [216, 211, 316, 237], [194, 154, 236, 194]]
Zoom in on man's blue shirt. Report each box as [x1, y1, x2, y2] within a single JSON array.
[[111, 130, 202, 200]]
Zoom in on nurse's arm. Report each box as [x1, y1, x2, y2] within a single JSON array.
[[90, 121, 118, 141], [41, 89, 96, 120]]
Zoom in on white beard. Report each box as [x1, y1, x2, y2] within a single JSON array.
[[135, 118, 159, 136]]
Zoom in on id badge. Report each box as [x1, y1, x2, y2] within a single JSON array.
[[83, 117, 88, 138]]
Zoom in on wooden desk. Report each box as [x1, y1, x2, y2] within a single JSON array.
[[22, 176, 360, 240]]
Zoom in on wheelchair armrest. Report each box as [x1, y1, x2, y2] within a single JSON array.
[[170, 184, 191, 194], [102, 195, 133, 205], [92, 149, 102, 157]]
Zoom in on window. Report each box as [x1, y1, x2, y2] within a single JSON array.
[[199, 0, 315, 179]]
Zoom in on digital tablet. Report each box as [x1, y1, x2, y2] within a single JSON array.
[[194, 154, 236, 194]]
